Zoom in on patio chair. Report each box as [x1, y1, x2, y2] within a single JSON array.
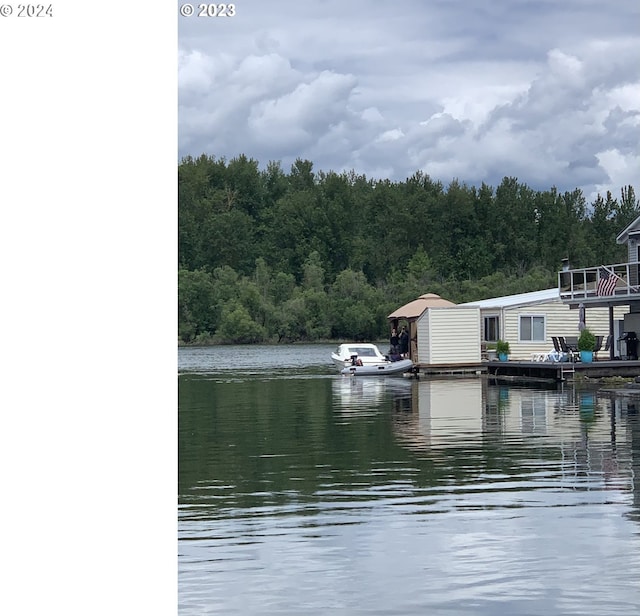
[[592, 335, 603, 359], [597, 334, 613, 360], [564, 336, 578, 351], [559, 336, 579, 362], [551, 337, 566, 361]]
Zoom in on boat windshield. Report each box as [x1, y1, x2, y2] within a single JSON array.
[[346, 347, 379, 357]]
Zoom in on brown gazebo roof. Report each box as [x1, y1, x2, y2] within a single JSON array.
[[387, 293, 456, 320]]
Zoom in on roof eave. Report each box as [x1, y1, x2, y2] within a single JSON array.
[[616, 215, 640, 245]]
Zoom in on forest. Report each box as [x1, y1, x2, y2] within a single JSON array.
[[178, 153, 639, 344]]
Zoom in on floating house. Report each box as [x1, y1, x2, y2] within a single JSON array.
[[459, 289, 628, 361], [388, 214, 640, 373], [389, 288, 629, 369], [559, 214, 640, 337]]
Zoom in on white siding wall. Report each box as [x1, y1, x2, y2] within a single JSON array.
[[498, 301, 628, 360], [430, 308, 480, 363], [416, 307, 480, 365], [416, 310, 430, 364]]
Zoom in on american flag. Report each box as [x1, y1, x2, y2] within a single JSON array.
[[597, 267, 620, 296]]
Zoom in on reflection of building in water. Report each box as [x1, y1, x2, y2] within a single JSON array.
[[394, 381, 629, 461], [391, 377, 640, 523], [392, 379, 483, 451], [612, 397, 640, 523], [332, 376, 414, 419], [332, 376, 385, 408]]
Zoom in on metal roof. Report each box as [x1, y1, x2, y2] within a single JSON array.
[[458, 288, 561, 309], [616, 214, 640, 245]]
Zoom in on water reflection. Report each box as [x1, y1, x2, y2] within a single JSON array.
[[331, 375, 640, 530], [179, 347, 640, 615], [332, 376, 414, 421], [386, 378, 640, 522], [392, 379, 485, 450], [612, 396, 640, 524], [388, 380, 617, 448]]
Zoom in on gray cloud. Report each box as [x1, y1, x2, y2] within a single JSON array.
[[179, 0, 640, 199]]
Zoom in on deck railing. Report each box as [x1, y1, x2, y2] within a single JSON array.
[[558, 261, 640, 302]]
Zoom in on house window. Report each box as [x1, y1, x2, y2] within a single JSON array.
[[484, 316, 499, 342], [520, 315, 545, 341]]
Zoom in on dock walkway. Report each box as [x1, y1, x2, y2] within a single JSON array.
[[414, 360, 640, 382], [486, 359, 640, 382]]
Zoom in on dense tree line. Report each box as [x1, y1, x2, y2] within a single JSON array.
[[178, 154, 639, 344]]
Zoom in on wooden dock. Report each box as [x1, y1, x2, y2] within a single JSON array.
[[486, 359, 640, 382], [413, 359, 640, 382]]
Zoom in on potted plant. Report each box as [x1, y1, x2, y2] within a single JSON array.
[[577, 328, 596, 363], [496, 339, 510, 361]]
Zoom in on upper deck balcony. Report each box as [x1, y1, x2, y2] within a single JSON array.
[[558, 261, 640, 308]]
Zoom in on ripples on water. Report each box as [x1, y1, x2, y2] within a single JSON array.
[[178, 345, 640, 615]]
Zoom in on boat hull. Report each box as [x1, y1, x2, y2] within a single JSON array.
[[340, 359, 414, 376]]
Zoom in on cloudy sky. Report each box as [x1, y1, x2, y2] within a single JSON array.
[[178, 0, 639, 200]]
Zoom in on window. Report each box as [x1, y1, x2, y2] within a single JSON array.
[[349, 347, 377, 357], [520, 315, 545, 341], [484, 316, 499, 342]]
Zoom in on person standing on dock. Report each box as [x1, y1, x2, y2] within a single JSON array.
[[399, 326, 409, 358], [390, 328, 399, 354]]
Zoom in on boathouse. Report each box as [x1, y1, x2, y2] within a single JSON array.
[[387, 293, 480, 367]]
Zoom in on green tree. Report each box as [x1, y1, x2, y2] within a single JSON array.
[[225, 154, 264, 217], [201, 209, 257, 275], [178, 153, 638, 344], [271, 271, 296, 305], [587, 193, 617, 265], [302, 251, 326, 292], [260, 190, 328, 279], [289, 158, 315, 191], [217, 302, 267, 343], [178, 268, 216, 342], [329, 270, 385, 339], [261, 160, 289, 208]]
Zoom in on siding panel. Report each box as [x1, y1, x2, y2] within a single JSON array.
[[499, 301, 628, 360], [417, 307, 480, 365]]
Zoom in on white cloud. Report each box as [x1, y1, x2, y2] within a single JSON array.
[[594, 149, 640, 200], [178, 49, 216, 93], [376, 129, 404, 143], [361, 107, 384, 123], [247, 70, 358, 148], [547, 49, 584, 85], [605, 84, 640, 116]]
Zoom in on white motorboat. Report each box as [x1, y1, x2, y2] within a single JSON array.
[[331, 343, 389, 369], [331, 343, 415, 377]]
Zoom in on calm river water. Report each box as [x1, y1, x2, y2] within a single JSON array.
[[178, 344, 640, 615]]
